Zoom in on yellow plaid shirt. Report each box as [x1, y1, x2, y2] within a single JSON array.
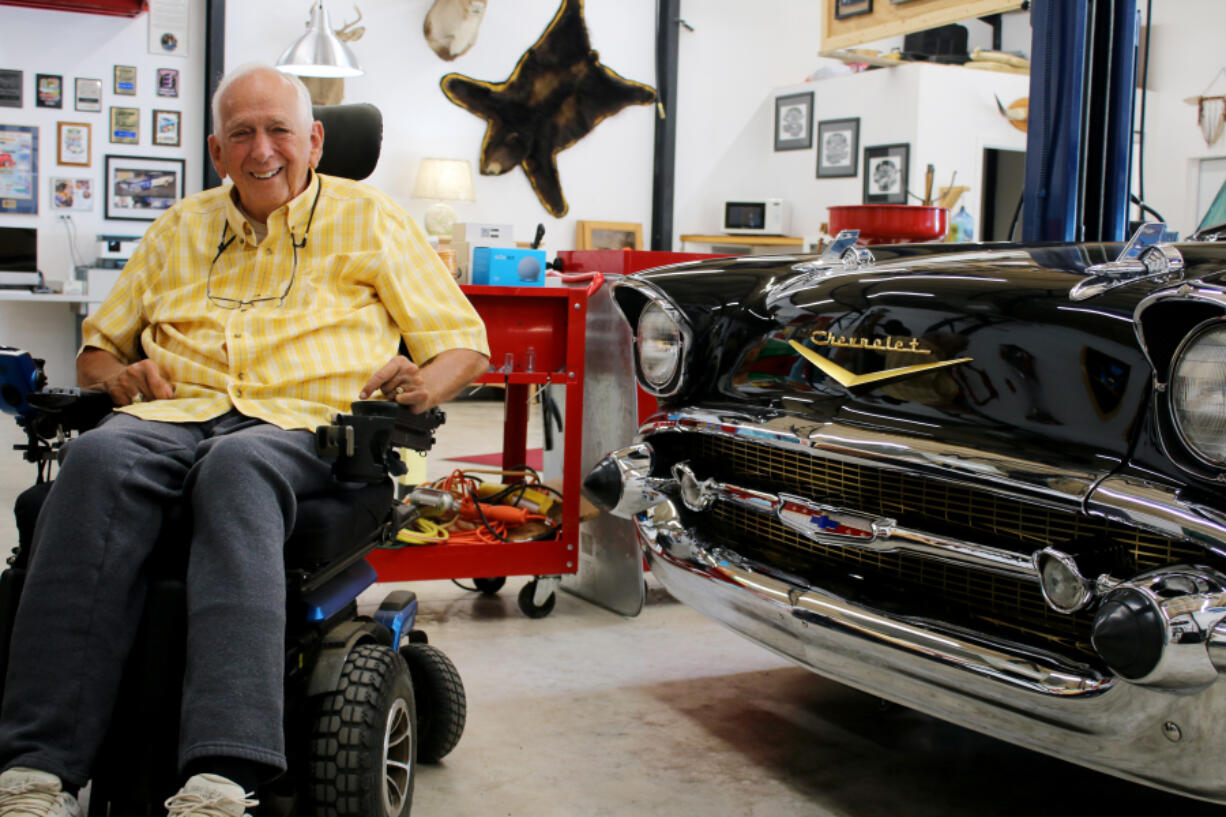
[[82, 171, 489, 431]]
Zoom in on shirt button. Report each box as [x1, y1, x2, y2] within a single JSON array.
[[235, 388, 243, 397], [265, 248, 273, 256], [233, 332, 242, 339], [237, 372, 245, 380]]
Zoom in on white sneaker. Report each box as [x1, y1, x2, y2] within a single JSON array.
[[163, 774, 257, 817], [0, 768, 83, 817]]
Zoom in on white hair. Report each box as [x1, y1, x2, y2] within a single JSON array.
[[211, 62, 314, 136]]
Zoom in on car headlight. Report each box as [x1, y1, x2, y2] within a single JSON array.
[[1170, 322, 1226, 466], [636, 300, 685, 394]]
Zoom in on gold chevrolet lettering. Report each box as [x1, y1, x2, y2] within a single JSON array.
[[812, 330, 930, 355], [788, 339, 973, 389]]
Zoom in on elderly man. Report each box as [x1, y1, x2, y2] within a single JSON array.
[[0, 63, 488, 816]]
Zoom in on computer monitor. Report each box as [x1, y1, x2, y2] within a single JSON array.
[[0, 226, 37, 273]]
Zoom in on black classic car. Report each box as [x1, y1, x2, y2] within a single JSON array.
[[584, 225, 1226, 803]]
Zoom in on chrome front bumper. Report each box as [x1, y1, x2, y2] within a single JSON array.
[[638, 498, 1226, 803]]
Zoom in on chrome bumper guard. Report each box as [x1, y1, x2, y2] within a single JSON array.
[[638, 498, 1226, 803]]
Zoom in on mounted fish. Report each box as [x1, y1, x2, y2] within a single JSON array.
[[424, 0, 488, 61], [440, 0, 655, 217]]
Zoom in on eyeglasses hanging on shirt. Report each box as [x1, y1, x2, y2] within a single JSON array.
[[206, 179, 323, 310]]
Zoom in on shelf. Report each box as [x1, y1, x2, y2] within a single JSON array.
[[680, 234, 805, 247], [0, 291, 100, 304]]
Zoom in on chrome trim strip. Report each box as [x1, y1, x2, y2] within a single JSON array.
[[637, 503, 1226, 803], [1134, 281, 1226, 374], [638, 407, 1101, 510], [1088, 472, 1226, 559], [670, 459, 1037, 579]]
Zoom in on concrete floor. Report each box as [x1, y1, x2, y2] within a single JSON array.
[[2, 396, 1223, 816]]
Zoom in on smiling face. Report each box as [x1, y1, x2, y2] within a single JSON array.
[[208, 68, 323, 223]]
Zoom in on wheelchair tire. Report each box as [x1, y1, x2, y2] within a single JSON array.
[[310, 643, 416, 817], [401, 643, 466, 763]]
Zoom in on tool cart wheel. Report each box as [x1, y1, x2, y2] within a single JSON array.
[[311, 643, 416, 817], [401, 642, 466, 763], [472, 576, 506, 595], [517, 579, 557, 619]]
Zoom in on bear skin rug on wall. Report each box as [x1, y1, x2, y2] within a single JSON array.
[[440, 0, 656, 217]]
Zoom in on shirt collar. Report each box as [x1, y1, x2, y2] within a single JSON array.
[[223, 169, 321, 247]]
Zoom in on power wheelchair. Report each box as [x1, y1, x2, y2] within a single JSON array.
[[0, 103, 466, 817]]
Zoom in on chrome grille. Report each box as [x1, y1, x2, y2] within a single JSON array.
[[683, 433, 1204, 571], [648, 431, 1211, 658]]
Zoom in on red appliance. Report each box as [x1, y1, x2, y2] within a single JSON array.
[[828, 204, 949, 245], [0, 0, 146, 15]]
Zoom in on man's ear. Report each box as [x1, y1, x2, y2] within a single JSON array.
[[207, 134, 228, 180], [309, 120, 324, 169]]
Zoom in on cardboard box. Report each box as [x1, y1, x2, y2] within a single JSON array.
[[451, 222, 513, 244], [471, 247, 547, 287]]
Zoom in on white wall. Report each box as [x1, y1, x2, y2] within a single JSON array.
[[226, 0, 658, 251], [1136, 0, 1226, 236], [0, 1, 206, 381]]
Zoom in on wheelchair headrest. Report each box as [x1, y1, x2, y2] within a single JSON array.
[[313, 103, 383, 181]]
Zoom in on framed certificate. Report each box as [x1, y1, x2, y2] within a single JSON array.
[[57, 121, 91, 166], [75, 77, 103, 112], [153, 109, 180, 147]]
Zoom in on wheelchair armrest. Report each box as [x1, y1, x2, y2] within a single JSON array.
[[315, 401, 445, 484], [25, 387, 115, 433]]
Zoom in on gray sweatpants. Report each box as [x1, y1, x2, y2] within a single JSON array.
[[0, 410, 336, 788]]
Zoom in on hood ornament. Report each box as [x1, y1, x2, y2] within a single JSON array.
[[1070, 222, 1184, 301]]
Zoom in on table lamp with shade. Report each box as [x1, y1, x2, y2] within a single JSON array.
[[413, 158, 476, 238], [276, 1, 364, 78]]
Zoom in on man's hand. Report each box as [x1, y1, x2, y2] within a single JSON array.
[[360, 350, 489, 414], [360, 356, 429, 411], [78, 348, 174, 406]]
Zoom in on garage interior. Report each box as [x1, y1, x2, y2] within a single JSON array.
[[4, 0, 1226, 815]]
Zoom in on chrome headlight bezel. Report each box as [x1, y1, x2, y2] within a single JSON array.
[[633, 297, 691, 398], [1167, 318, 1226, 469]]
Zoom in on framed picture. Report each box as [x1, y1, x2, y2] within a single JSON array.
[[0, 124, 38, 213], [156, 68, 179, 98], [109, 106, 139, 144], [835, 0, 873, 18], [0, 69, 22, 109], [863, 143, 910, 204], [153, 109, 180, 147], [774, 92, 814, 151], [36, 74, 63, 108], [75, 77, 102, 112], [57, 122, 91, 166], [51, 177, 94, 211], [104, 154, 185, 220], [575, 220, 643, 250], [816, 117, 860, 178], [113, 65, 137, 95]]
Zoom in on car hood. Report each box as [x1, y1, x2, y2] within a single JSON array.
[[616, 241, 1226, 483]]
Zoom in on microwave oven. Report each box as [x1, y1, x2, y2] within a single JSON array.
[[723, 199, 789, 235]]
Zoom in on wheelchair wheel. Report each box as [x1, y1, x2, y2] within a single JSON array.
[[401, 643, 466, 763], [310, 643, 416, 817]]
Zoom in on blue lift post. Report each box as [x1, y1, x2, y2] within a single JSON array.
[[1023, 0, 1139, 243]]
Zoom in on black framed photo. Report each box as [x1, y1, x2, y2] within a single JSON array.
[[816, 117, 860, 178], [774, 91, 814, 152], [104, 154, 185, 220], [36, 74, 62, 108], [863, 143, 910, 204], [0, 69, 23, 109], [835, 0, 873, 18]]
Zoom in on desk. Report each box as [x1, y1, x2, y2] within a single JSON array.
[[0, 293, 104, 385]]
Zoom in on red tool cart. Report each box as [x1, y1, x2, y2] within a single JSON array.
[[366, 276, 604, 618]]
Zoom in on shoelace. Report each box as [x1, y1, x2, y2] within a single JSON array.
[[0, 783, 69, 817], [162, 790, 258, 817]]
